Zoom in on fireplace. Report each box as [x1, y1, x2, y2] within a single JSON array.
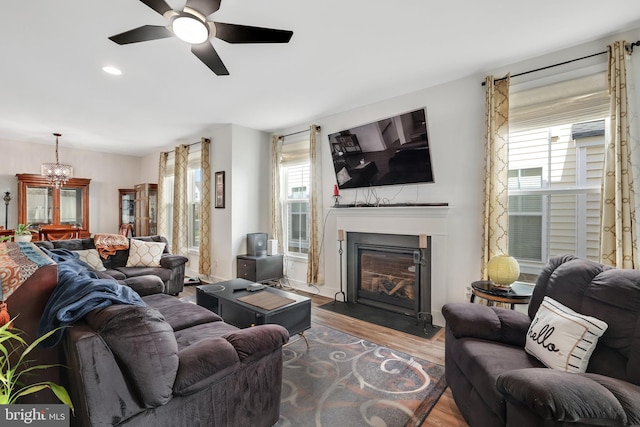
[[346, 232, 431, 324]]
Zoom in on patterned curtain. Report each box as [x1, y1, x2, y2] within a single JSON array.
[[157, 152, 168, 238], [600, 41, 637, 268], [481, 75, 510, 279], [271, 135, 284, 254], [307, 125, 323, 285], [172, 144, 189, 256], [199, 138, 211, 277]]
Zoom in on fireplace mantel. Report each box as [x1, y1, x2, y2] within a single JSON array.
[[331, 205, 449, 236], [332, 204, 450, 326]]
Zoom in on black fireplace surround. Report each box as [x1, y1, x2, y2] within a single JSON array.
[[346, 232, 432, 325]]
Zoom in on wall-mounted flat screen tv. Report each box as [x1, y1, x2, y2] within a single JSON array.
[[328, 108, 434, 189]]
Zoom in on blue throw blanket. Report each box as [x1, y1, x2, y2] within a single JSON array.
[[38, 248, 145, 348]]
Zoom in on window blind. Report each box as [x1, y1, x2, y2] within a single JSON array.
[[510, 73, 609, 132]]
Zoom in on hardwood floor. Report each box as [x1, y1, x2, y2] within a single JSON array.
[[181, 284, 468, 426]]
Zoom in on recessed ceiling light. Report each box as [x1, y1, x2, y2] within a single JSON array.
[[102, 65, 122, 75]]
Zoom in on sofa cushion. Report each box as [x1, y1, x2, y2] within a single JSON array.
[[174, 322, 240, 350], [126, 239, 166, 267], [450, 336, 544, 421], [74, 249, 106, 271], [115, 266, 172, 282], [86, 304, 179, 408], [526, 296, 608, 373], [144, 294, 223, 331], [122, 275, 165, 296]]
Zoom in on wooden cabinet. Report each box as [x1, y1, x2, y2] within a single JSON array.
[[134, 183, 157, 237], [16, 174, 91, 238], [119, 189, 135, 232], [237, 255, 284, 283]]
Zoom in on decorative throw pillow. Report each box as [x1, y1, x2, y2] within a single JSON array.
[[525, 296, 608, 373], [126, 239, 166, 267], [74, 249, 106, 271]]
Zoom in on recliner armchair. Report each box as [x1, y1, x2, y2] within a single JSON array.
[[443, 255, 640, 426]]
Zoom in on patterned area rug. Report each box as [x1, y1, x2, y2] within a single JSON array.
[[276, 324, 446, 427]]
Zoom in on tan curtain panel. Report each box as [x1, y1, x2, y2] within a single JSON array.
[[307, 125, 323, 285], [199, 138, 212, 277], [172, 144, 189, 257], [271, 135, 284, 254], [481, 75, 510, 279], [600, 41, 637, 268], [157, 152, 168, 239]]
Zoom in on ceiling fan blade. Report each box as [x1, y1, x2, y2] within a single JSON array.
[[214, 22, 293, 44], [109, 25, 174, 45], [185, 0, 221, 16], [140, 0, 173, 15], [191, 42, 229, 75]]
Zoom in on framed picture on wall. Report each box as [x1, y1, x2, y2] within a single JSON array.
[[215, 171, 225, 208]]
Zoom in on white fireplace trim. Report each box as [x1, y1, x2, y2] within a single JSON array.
[[333, 206, 449, 326]]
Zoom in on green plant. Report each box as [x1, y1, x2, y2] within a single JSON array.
[[0, 321, 73, 410], [14, 224, 36, 236]]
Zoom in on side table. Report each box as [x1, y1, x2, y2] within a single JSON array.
[[470, 280, 534, 309]]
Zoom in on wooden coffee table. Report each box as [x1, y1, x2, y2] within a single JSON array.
[[196, 278, 311, 344]]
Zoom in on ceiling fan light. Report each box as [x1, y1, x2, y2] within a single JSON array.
[[172, 15, 209, 44]]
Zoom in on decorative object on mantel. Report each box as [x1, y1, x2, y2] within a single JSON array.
[[3, 192, 10, 229], [332, 184, 341, 207], [41, 133, 73, 188], [487, 254, 520, 288], [334, 229, 346, 303]]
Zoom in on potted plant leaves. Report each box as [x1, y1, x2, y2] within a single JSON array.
[[0, 321, 74, 409], [13, 224, 36, 243]]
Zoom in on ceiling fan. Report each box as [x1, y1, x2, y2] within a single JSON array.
[[109, 0, 293, 75]]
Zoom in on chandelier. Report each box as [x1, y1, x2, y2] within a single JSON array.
[[41, 133, 73, 188]]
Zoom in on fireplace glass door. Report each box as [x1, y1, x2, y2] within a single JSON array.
[[357, 248, 420, 315]]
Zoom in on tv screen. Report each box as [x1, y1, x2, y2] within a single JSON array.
[[328, 108, 434, 189]]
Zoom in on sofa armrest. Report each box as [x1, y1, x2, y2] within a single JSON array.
[[160, 254, 188, 269], [223, 324, 289, 362], [442, 302, 530, 347], [497, 368, 640, 425]]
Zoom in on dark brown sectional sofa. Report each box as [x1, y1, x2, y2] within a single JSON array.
[[36, 235, 188, 295]]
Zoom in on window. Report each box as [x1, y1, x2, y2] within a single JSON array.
[[508, 73, 609, 271], [188, 168, 202, 248], [508, 122, 606, 268], [283, 163, 310, 255], [160, 150, 202, 250]]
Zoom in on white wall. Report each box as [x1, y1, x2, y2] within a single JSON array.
[[277, 76, 485, 323], [275, 26, 640, 325], [139, 124, 271, 282], [1, 138, 142, 233]]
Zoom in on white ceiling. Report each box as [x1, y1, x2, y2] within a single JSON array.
[[2, 0, 640, 156]]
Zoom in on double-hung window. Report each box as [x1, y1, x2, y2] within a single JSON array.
[[281, 140, 310, 257], [160, 148, 203, 250], [508, 73, 609, 272]]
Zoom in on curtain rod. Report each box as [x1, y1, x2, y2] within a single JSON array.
[[278, 126, 321, 140], [163, 138, 209, 154], [481, 40, 640, 86]]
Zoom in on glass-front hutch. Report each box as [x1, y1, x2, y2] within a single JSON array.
[[16, 174, 91, 237], [134, 183, 157, 236]]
